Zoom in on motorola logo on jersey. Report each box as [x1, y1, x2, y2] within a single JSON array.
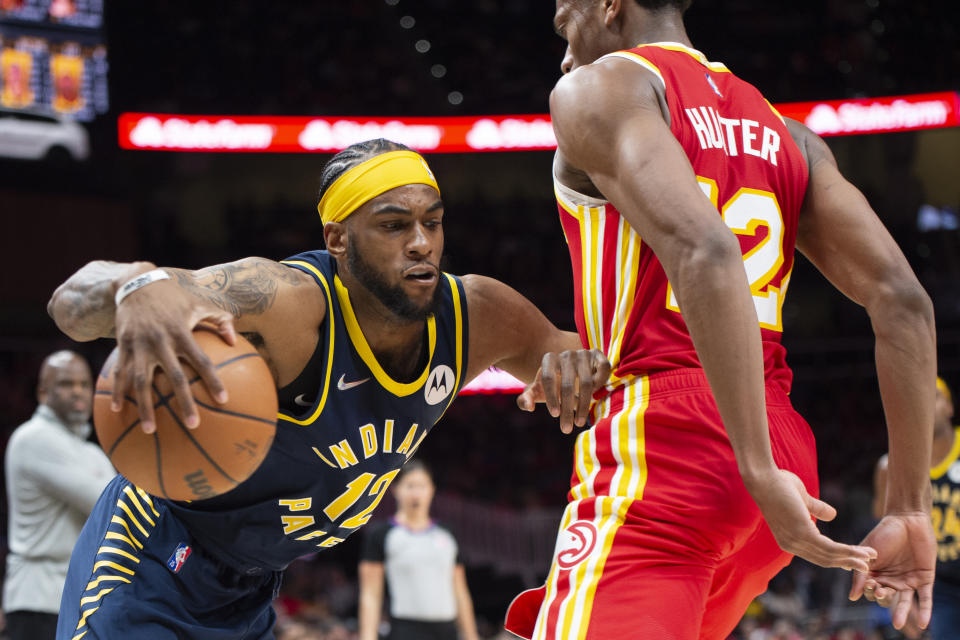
[[425, 364, 454, 405], [556, 520, 598, 570]]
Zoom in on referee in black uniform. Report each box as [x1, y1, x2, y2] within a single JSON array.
[[358, 461, 479, 640]]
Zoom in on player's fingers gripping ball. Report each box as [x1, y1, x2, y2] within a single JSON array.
[[93, 328, 277, 501]]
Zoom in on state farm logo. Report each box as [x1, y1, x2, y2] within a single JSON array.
[[556, 520, 597, 570], [298, 119, 442, 151], [465, 118, 557, 150], [128, 117, 275, 150], [805, 99, 951, 135]]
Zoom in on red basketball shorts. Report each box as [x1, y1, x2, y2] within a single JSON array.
[[505, 368, 818, 640]]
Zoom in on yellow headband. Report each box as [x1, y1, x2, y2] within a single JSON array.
[[937, 377, 952, 404], [317, 150, 440, 224]]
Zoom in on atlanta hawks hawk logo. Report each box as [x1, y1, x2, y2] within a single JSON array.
[[424, 365, 454, 405], [556, 520, 597, 570]]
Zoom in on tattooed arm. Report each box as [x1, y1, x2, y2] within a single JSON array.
[[48, 258, 322, 432]]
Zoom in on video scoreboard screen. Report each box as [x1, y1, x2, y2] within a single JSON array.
[[0, 0, 106, 121], [0, 0, 103, 30]]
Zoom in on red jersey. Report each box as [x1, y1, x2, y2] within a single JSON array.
[[556, 43, 809, 391]]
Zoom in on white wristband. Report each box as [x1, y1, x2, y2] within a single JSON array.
[[115, 269, 171, 306]]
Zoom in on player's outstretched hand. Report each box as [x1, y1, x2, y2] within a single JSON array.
[[747, 468, 878, 572], [517, 349, 611, 433], [848, 513, 936, 630], [112, 277, 236, 434]]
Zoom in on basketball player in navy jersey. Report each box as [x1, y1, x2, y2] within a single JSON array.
[[47, 138, 611, 640]]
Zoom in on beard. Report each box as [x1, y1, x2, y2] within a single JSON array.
[[63, 409, 90, 426], [346, 244, 442, 322]]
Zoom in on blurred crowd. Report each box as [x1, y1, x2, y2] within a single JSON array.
[[102, 0, 958, 118]]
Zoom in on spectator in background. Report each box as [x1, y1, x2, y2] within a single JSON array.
[[874, 376, 959, 640], [3, 351, 115, 640], [358, 460, 479, 640]]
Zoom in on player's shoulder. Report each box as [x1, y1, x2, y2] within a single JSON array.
[[551, 55, 661, 120], [279, 250, 335, 284], [458, 274, 515, 323]]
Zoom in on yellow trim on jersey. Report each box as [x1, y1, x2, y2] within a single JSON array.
[[563, 498, 633, 640], [636, 42, 731, 73], [937, 377, 952, 404], [135, 486, 160, 517], [533, 500, 580, 639], [85, 574, 130, 590], [586, 207, 605, 352], [765, 99, 786, 123], [931, 427, 960, 480], [96, 546, 140, 564], [75, 487, 158, 637], [80, 588, 115, 606], [116, 501, 148, 538], [555, 186, 583, 220], [278, 260, 336, 425], [606, 221, 641, 382], [333, 274, 437, 397], [601, 51, 665, 87], [438, 273, 464, 417], [546, 377, 649, 639], [123, 485, 155, 526]]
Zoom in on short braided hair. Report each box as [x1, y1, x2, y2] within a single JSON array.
[[317, 138, 412, 204]]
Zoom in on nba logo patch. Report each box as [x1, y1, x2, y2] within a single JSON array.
[[167, 542, 192, 573], [705, 72, 723, 98]]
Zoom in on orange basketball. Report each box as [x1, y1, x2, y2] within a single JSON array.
[[93, 328, 277, 501]]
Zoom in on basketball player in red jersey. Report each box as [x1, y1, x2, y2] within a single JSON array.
[[504, 1, 937, 638]]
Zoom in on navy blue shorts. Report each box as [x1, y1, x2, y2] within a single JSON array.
[[57, 476, 282, 640], [931, 580, 960, 640]]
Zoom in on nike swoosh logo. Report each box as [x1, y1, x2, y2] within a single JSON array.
[[337, 374, 370, 391], [293, 394, 313, 407]]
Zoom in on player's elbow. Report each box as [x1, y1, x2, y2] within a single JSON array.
[[675, 223, 743, 279], [47, 286, 86, 341], [868, 275, 934, 338]]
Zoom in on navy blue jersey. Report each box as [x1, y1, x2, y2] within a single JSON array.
[[165, 251, 469, 571], [932, 427, 960, 587]]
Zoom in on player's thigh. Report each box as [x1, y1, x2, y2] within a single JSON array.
[[532, 497, 714, 640], [57, 477, 278, 640], [699, 522, 791, 640]]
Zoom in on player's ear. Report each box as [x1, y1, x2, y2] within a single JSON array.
[[603, 0, 622, 26], [324, 222, 348, 259]]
